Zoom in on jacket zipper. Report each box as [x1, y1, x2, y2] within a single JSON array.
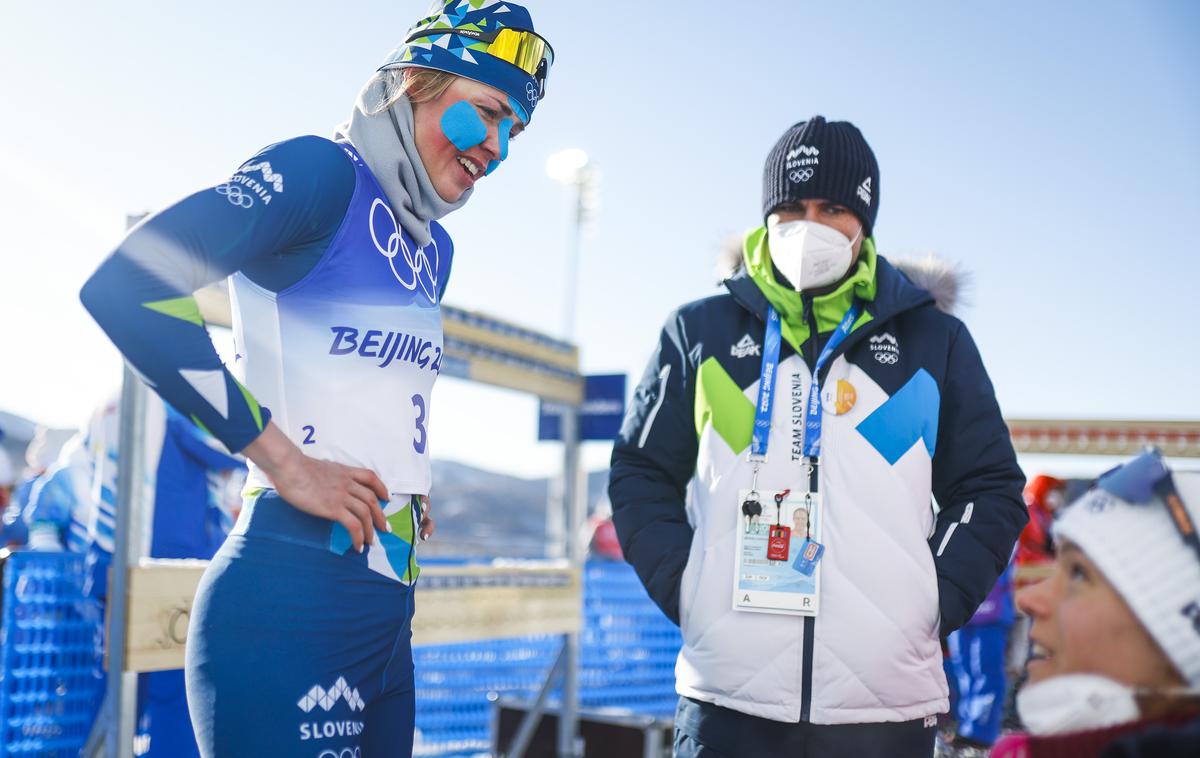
[[800, 295, 818, 722], [802, 296, 819, 381]]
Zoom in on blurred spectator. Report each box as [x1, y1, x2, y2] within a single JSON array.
[[1016, 475, 1067, 581], [149, 407, 245, 559], [25, 427, 74, 476], [1008, 475, 1069, 692], [585, 501, 624, 566], [0, 450, 16, 538], [942, 565, 1016, 756], [24, 432, 98, 554], [2, 427, 75, 546], [24, 394, 244, 758], [24, 396, 160, 569], [992, 451, 1200, 757]]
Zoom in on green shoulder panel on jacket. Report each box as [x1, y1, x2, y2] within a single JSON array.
[[695, 356, 754, 452]]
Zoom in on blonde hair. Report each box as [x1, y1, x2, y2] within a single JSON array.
[[368, 67, 458, 115]]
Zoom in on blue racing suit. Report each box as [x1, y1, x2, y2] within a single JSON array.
[[81, 135, 450, 757]]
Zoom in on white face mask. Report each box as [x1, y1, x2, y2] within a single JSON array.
[[766, 220, 861, 291], [1016, 675, 1141, 735]]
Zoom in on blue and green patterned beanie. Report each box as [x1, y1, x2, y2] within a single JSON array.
[[379, 1, 553, 123]]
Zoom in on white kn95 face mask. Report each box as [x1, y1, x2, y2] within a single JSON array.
[[766, 220, 861, 291]]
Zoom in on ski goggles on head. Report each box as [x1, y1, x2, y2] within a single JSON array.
[[406, 27, 554, 98], [1097, 448, 1200, 567]]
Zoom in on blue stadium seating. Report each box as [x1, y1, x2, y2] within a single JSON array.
[[0, 555, 680, 757]]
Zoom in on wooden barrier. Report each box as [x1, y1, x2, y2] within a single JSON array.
[[116, 559, 581, 673]]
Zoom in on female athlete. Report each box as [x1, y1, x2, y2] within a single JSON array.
[[80, 2, 553, 755]]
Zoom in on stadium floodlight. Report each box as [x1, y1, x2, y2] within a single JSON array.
[[545, 148, 590, 184], [544, 148, 597, 758]]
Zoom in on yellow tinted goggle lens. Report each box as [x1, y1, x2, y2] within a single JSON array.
[[488, 28, 552, 77]]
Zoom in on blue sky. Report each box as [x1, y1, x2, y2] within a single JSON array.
[[1, 1, 1197, 479]]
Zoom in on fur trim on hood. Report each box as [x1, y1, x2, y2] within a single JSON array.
[[716, 236, 967, 315]]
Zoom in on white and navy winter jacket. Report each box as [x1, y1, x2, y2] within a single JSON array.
[[609, 244, 1026, 725]]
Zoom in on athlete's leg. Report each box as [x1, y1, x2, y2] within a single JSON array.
[[186, 535, 411, 757], [360, 687, 415, 758], [361, 589, 416, 757]]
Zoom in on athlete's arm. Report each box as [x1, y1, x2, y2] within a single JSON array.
[[243, 423, 390, 550], [81, 136, 350, 450], [81, 136, 388, 549]]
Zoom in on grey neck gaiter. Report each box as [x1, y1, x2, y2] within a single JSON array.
[[333, 77, 471, 247]]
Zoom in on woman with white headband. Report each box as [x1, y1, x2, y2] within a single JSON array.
[[994, 450, 1200, 756]]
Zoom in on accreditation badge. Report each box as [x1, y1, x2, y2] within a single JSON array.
[[733, 489, 823, 616]]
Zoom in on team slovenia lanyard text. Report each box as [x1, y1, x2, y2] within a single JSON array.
[[749, 299, 863, 467]]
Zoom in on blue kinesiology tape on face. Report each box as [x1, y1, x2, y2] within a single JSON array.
[[440, 100, 488, 151], [508, 96, 529, 127], [485, 118, 514, 176]]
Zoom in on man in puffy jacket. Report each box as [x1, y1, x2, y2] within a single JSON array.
[[609, 116, 1026, 757]]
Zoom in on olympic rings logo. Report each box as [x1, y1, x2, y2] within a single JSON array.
[[317, 749, 361, 758], [526, 81, 539, 107], [215, 183, 253, 208], [369, 197, 439, 302], [874, 352, 898, 365], [789, 168, 814, 183]]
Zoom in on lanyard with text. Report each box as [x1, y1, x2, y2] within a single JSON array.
[[748, 300, 863, 482], [802, 299, 862, 460]]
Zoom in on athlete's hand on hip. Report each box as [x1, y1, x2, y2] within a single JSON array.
[[419, 495, 435, 541], [242, 422, 389, 552]]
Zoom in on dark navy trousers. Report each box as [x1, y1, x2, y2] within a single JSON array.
[[185, 534, 416, 757], [673, 697, 937, 758]]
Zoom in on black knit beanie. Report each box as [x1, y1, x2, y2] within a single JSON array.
[[761, 116, 880, 236]]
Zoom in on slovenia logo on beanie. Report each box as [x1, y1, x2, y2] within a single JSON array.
[[762, 115, 881, 235], [785, 144, 819, 183]]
